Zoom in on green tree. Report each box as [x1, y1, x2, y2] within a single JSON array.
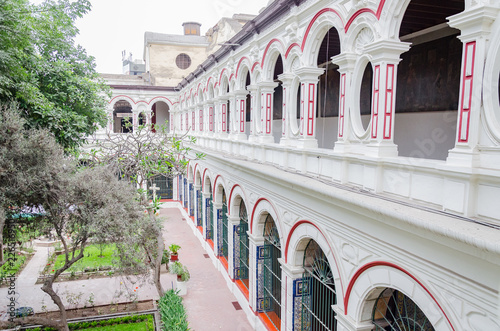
[[0, 0, 109, 151], [86, 123, 203, 297], [0, 109, 147, 331]]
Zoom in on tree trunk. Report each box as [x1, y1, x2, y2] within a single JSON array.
[[0, 208, 5, 264], [41, 281, 69, 331], [154, 229, 165, 297]]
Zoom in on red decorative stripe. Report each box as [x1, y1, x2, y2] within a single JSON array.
[[261, 38, 284, 69], [301, 8, 343, 51], [285, 43, 300, 59], [344, 261, 455, 331]]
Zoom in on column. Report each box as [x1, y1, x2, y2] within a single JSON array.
[[258, 81, 278, 144], [277, 73, 295, 146], [234, 89, 249, 140], [198, 106, 204, 134], [331, 53, 358, 153], [217, 97, 229, 138], [295, 67, 325, 149], [446, 5, 499, 167], [248, 233, 265, 313], [280, 261, 305, 331], [206, 101, 214, 136], [332, 306, 374, 331], [132, 112, 138, 132], [364, 40, 410, 157], [227, 92, 237, 139], [247, 84, 260, 142]]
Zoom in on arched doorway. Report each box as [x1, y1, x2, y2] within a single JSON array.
[[372, 288, 435, 330], [152, 101, 170, 132], [113, 100, 133, 133], [235, 199, 249, 293], [262, 214, 282, 330], [300, 239, 337, 330]]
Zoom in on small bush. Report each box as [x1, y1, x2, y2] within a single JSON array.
[[158, 289, 190, 331]]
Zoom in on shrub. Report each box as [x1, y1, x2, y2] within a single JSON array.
[[158, 289, 190, 331]]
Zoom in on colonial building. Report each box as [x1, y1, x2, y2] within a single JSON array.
[[100, 0, 500, 330]]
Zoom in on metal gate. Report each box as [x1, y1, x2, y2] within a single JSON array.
[[263, 215, 282, 330], [221, 191, 228, 258], [301, 240, 336, 331], [206, 193, 213, 240], [148, 175, 173, 200], [236, 201, 249, 288]]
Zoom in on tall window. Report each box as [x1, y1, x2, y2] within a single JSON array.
[[263, 215, 282, 330], [372, 288, 435, 331], [301, 240, 336, 330]]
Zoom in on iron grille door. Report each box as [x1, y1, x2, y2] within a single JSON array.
[[263, 216, 282, 330], [196, 190, 202, 227], [221, 198, 228, 258], [301, 240, 337, 331]]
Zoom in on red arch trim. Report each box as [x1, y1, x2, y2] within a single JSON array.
[[261, 38, 285, 69], [284, 220, 344, 295], [109, 95, 136, 105], [229, 73, 235, 82], [212, 174, 224, 198], [251, 62, 260, 73], [301, 8, 343, 51], [218, 68, 229, 86], [344, 0, 386, 32], [285, 43, 300, 59], [249, 197, 280, 236], [236, 57, 250, 79], [201, 168, 209, 192], [344, 261, 455, 331], [206, 77, 213, 91]]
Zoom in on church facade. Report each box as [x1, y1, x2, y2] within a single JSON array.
[[102, 0, 500, 330]]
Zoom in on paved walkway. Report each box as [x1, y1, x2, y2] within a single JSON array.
[[0, 205, 253, 330]]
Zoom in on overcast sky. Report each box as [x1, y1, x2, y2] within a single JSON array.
[[71, 0, 270, 74]]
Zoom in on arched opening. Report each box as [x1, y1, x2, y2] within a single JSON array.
[[189, 173, 194, 216], [372, 288, 435, 330], [262, 214, 282, 330], [151, 101, 170, 133], [113, 100, 133, 133], [245, 72, 251, 137], [316, 27, 341, 149], [395, 0, 464, 160], [235, 199, 250, 294], [360, 63, 373, 131], [272, 55, 284, 143], [196, 173, 203, 228], [138, 112, 146, 127], [300, 239, 336, 330], [205, 178, 214, 242], [219, 187, 229, 261]]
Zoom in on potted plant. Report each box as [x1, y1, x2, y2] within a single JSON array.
[[168, 244, 181, 261], [161, 249, 170, 271], [170, 261, 190, 295]]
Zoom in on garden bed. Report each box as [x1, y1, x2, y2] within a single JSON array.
[[0, 251, 34, 287]]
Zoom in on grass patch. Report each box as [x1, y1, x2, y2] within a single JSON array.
[[31, 314, 154, 330], [158, 289, 190, 331], [0, 252, 27, 280], [48, 244, 117, 274]]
